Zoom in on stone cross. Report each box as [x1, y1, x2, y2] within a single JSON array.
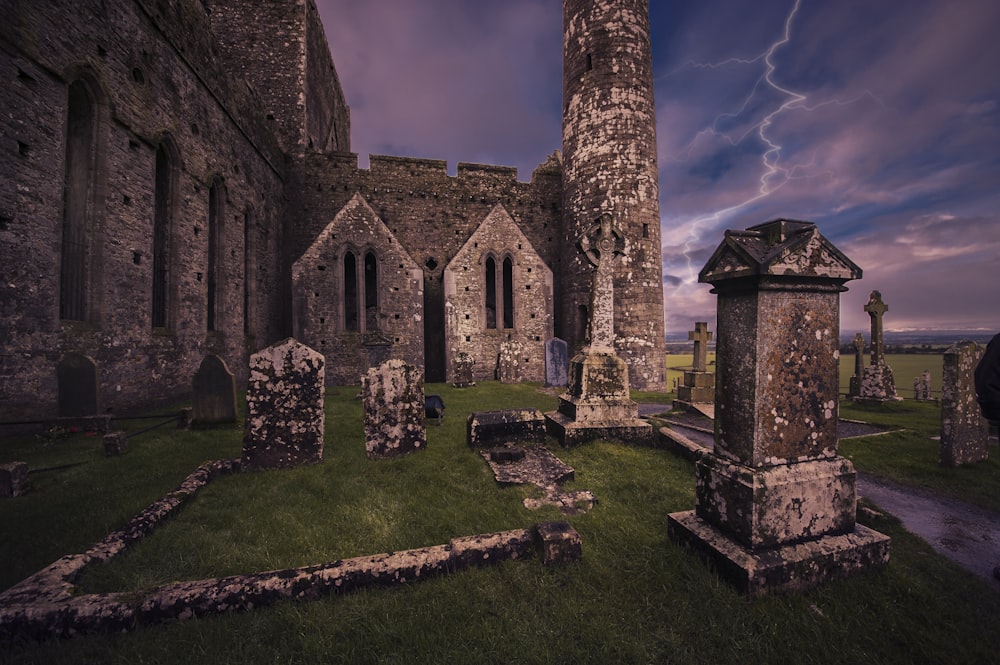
[[578, 213, 625, 353], [864, 291, 888, 366], [852, 333, 865, 378], [689, 322, 712, 372]]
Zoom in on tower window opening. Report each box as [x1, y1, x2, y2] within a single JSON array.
[[485, 256, 497, 329]]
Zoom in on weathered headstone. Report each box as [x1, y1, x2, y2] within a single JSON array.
[[848, 333, 865, 399], [675, 322, 715, 408], [496, 340, 522, 384], [921, 370, 932, 400], [544, 337, 569, 387], [940, 341, 989, 466], [191, 354, 237, 425], [57, 353, 98, 417], [855, 291, 899, 403], [545, 214, 653, 447], [103, 431, 128, 456], [0, 462, 29, 498], [363, 359, 426, 459], [242, 338, 325, 470], [536, 521, 583, 565], [453, 352, 476, 388], [667, 219, 890, 595]]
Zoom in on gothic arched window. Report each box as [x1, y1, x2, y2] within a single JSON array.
[[485, 256, 497, 329], [502, 256, 514, 329], [207, 178, 224, 331], [344, 250, 359, 331], [60, 79, 97, 321], [151, 141, 175, 328]]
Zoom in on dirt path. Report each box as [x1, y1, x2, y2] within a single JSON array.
[[651, 411, 1000, 590], [858, 472, 1000, 589]]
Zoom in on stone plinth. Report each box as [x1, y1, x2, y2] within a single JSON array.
[[242, 338, 325, 470], [940, 341, 988, 466], [0, 462, 29, 498], [467, 409, 547, 449], [676, 370, 715, 404], [855, 364, 899, 404], [668, 219, 890, 595], [545, 351, 654, 447], [191, 354, 237, 425], [363, 359, 426, 459]]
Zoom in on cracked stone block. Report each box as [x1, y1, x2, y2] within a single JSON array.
[[536, 521, 582, 565]]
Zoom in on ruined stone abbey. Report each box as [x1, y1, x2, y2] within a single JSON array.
[[0, 0, 666, 419]]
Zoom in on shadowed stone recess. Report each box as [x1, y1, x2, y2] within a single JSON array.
[[668, 219, 890, 595], [242, 339, 325, 470]]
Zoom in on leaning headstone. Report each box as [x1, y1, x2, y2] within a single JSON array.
[[363, 359, 426, 459], [848, 333, 865, 399], [453, 352, 476, 388], [497, 340, 522, 384], [191, 354, 237, 425], [242, 338, 325, 470], [667, 219, 890, 595], [940, 341, 989, 466], [544, 338, 569, 387], [57, 353, 98, 417], [0, 462, 29, 498], [855, 291, 899, 403]]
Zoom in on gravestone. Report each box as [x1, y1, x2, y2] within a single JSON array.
[[545, 214, 653, 447], [544, 337, 569, 387], [468, 409, 547, 449], [0, 462, 29, 498], [921, 370, 932, 400], [667, 219, 890, 595], [675, 322, 715, 408], [848, 333, 865, 399], [57, 353, 98, 417], [940, 341, 988, 466], [103, 431, 128, 456], [191, 354, 237, 425], [242, 338, 325, 470], [497, 340, 522, 384], [453, 352, 475, 388], [855, 291, 899, 403], [363, 359, 426, 459]]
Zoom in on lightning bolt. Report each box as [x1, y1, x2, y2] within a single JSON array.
[[662, 0, 879, 280]]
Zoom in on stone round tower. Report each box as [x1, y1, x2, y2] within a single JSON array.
[[560, 0, 666, 390]]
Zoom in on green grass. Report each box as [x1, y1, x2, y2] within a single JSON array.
[[2, 382, 999, 663]]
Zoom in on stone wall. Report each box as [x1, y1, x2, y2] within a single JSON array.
[[0, 0, 303, 418]]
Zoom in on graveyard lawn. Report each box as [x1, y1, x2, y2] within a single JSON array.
[[1, 384, 998, 664]]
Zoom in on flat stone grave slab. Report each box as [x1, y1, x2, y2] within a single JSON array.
[[467, 409, 547, 449], [479, 442, 596, 515]]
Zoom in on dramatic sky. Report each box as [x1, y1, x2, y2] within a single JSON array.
[[316, 0, 1000, 336]]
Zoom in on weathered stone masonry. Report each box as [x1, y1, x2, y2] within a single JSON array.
[[1, 0, 668, 417]]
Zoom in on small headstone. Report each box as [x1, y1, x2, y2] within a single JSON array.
[[191, 354, 237, 425], [363, 359, 426, 459], [921, 370, 932, 400], [57, 353, 98, 417], [242, 338, 326, 470], [103, 431, 128, 457], [544, 337, 568, 387], [497, 340, 522, 384], [425, 394, 445, 425], [940, 341, 989, 466], [453, 352, 476, 388], [856, 291, 898, 403], [536, 521, 583, 565], [676, 322, 715, 407], [849, 333, 865, 398], [0, 462, 29, 498]]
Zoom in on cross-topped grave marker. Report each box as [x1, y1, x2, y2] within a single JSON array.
[[690, 322, 713, 373], [864, 291, 888, 366], [578, 213, 624, 352]]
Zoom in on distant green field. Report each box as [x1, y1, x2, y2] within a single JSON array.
[[669, 353, 943, 399]]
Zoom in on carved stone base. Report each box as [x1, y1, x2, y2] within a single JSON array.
[[854, 364, 900, 404], [667, 510, 891, 595], [544, 350, 653, 447]]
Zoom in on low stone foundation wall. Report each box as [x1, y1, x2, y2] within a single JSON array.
[[0, 458, 579, 641]]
